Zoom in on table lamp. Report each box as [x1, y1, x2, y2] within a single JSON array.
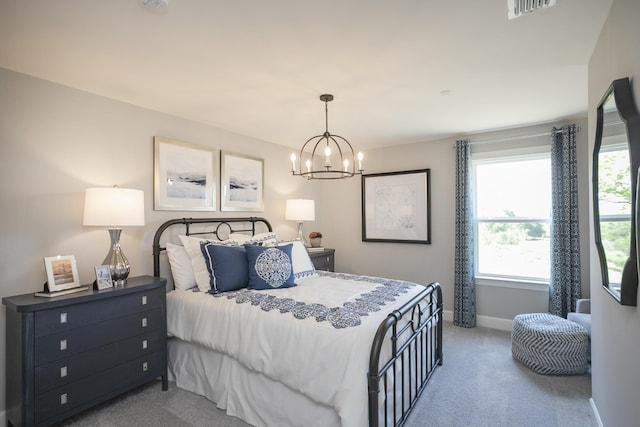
[[83, 186, 145, 285], [285, 199, 315, 247]]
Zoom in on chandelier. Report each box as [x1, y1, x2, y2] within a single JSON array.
[[290, 94, 363, 179]]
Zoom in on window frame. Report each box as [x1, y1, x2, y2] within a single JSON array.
[[472, 151, 551, 285]]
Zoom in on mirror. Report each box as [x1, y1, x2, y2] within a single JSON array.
[[593, 77, 640, 306]]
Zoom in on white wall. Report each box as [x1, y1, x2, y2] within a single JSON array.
[[321, 118, 591, 328], [0, 68, 323, 419], [588, 0, 640, 425]]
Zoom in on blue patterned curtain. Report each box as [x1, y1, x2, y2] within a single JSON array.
[[454, 139, 476, 327], [549, 124, 581, 317]]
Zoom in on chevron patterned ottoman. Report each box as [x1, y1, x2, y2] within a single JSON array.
[[511, 313, 589, 375]]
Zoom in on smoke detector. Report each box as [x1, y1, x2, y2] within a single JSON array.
[[508, 0, 557, 19], [138, 0, 169, 14]]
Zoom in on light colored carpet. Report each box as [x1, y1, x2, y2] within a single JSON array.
[[404, 323, 595, 427], [58, 321, 594, 427]]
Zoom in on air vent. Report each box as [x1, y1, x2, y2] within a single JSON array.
[[508, 0, 557, 19], [138, 0, 169, 14]]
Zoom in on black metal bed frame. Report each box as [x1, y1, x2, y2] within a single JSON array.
[[152, 217, 443, 427], [152, 217, 273, 277]]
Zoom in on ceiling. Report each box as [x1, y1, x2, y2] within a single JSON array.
[[0, 0, 613, 150]]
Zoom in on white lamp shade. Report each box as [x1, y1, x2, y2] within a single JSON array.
[[285, 199, 315, 222], [83, 187, 145, 227]]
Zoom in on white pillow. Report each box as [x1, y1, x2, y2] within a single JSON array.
[[179, 235, 215, 292], [178, 235, 241, 292], [165, 242, 196, 291], [279, 240, 318, 279], [229, 231, 278, 246]]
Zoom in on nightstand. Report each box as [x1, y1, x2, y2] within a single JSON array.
[[3, 275, 167, 427], [308, 248, 335, 272]]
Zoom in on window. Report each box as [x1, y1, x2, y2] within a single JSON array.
[[473, 154, 551, 282]]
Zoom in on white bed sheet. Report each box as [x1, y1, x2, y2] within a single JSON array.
[[167, 273, 424, 427]]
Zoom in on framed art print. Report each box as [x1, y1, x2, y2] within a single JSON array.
[[154, 136, 217, 211], [44, 255, 81, 292], [362, 169, 431, 244], [220, 151, 264, 211]]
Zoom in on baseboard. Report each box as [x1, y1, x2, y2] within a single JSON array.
[[443, 310, 513, 331], [590, 398, 603, 427]]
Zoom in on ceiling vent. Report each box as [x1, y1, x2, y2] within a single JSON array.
[[508, 0, 557, 19], [138, 0, 169, 14]]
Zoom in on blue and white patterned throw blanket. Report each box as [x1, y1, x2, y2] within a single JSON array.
[[211, 271, 414, 328]]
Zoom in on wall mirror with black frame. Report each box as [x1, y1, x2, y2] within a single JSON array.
[[593, 77, 640, 306]]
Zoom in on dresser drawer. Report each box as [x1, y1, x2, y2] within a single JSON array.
[[34, 307, 163, 365], [35, 331, 164, 394], [34, 351, 164, 425], [35, 288, 164, 337]]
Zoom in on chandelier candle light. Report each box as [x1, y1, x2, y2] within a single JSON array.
[[291, 94, 363, 179], [83, 186, 145, 286]]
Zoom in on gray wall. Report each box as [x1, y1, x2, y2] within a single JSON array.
[[588, 0, 640, 425]]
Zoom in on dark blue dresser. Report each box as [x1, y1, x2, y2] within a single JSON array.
[[3, 276, 167, 426]]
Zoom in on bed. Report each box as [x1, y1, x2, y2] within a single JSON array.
[[152, 217, 442, 427]]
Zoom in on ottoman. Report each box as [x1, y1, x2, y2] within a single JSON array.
[[511, 313, 589, 375]]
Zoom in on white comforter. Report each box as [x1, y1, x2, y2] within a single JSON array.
[[167, 272, 423, 427]]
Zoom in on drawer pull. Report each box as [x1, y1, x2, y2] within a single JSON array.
[[142, 339, 148, 350], [142, 318, 148, 328], [60, 339, 67, 351], [60, 312, 67, 324], [142, 295, 147, 305], [60, 366, 67, 378], [326, 256, 330, 262], [60, 393, 67, 405], [142, 362, 148, 372]]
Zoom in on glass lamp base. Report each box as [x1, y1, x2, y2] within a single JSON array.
[[297, 222, 309, 247]]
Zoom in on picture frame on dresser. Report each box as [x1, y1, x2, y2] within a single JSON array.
[[153, 136, 217, 211], [220, 151, 264, 211], [44, 255, 81, 292], [362, 169, 431, 244], [94, 265, 113, 290]]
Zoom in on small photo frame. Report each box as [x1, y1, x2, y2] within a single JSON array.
[[220, 151, 264, 211], [94, 265, 113, 290], [44, 255, 81, 292]]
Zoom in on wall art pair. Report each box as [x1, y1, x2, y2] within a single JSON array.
[[153, 136, 264, 212]]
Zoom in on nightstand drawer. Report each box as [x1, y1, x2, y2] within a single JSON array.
[[308, 249, 335, 272], [35, 288, 164, 337], [313, 256, 333, 271], [34, 307, 163, 365], [35, 331, 164, 394], [34, 351, 164, 425]]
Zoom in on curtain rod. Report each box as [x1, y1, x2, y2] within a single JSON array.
[[467, 125, 581, 146]]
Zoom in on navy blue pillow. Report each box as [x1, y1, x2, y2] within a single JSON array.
[[245, 243, 296, 290], [200, 242, 249, 293]]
